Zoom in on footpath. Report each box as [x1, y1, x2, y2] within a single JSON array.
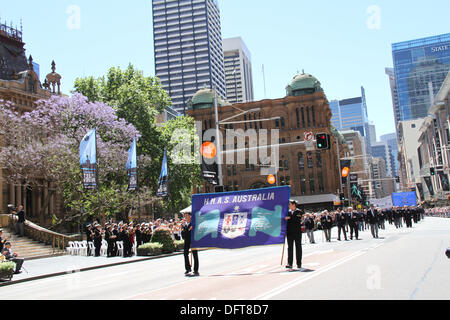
[[0, 251, 184, 287]]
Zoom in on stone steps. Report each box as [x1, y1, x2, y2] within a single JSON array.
[[1, 227, 66, 260]]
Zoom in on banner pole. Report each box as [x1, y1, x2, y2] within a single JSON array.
[[280, 236, 286, 266]]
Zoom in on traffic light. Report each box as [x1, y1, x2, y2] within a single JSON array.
[[395, 176, 400, 183], [201, 141, 219, 185], [430, 168, 436, 176], [214, 185, 224, 193], [340, 193, 345, 201], [316, 133, 330, 150], [340, 160, 351, 184]]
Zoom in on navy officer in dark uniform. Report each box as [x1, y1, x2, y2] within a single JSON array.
[[182, 211, 199, 276], [285, 200, 304, 270]]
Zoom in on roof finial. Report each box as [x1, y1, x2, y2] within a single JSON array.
[[51, 60, 56, 73], [28, 55, 34, 70], [302, 69, 305, 75]]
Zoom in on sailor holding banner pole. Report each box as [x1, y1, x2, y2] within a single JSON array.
[[284, 199, 305, 270]]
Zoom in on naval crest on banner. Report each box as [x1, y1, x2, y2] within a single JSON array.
[[221, 206, 248, 239]]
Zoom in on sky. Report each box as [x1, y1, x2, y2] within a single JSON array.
[[1, 0, 449, 139]]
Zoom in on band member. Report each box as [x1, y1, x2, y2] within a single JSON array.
[[86, 224, 94, 256], [304, 214, 316, 244], [182, 212, 199, 276], [368, 204, 379, 238], [285, 200, 304, 269], [93, 223, 103, 257], [348, 207, 359, 240], [320, 211, 332, 242], [336, 207, 348, 241]]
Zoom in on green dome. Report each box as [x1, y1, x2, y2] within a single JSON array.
[[286, 73, 323, 97], [189, 88, 229, 110]]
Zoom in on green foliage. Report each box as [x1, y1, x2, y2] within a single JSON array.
[[151, 227, 175, 253], [136, 242, 163, 256], [73, 64, 202, 216], [174, 240, 185, 251], [0, 261, 16, 275]]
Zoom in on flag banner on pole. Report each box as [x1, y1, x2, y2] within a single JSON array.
[[127, 137, 138, 191], [80, 129, 98, 190], [156, 148, 168, 197], [392, 192, 417, 207], [191, 186, 291, 249], [423, 176, 434, 196]]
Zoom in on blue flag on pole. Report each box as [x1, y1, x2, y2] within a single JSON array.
[[79, 129, 97, 190], [127, 137, 138, 191], [156, 148, 168, 197], [191, 186, 291, 249]]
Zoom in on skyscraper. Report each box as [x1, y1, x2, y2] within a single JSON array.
[[223, 37, 254, 103], [330, 86, 372, 155], [152, 0, 226, 114], [391, 33, 450, 123]]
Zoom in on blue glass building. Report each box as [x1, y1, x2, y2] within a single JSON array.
[[330, 87, 372, 155], [392, 33, 450, 121]]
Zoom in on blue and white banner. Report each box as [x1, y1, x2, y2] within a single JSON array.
[[156, 148, 168, 197], [80, 129, 97, 190], [191, 186, 291, 249], [392, 192, 417, 207], [127, 137, 138, 191]]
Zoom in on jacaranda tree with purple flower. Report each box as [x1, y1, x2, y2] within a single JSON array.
[[0, 94, 151, 227]]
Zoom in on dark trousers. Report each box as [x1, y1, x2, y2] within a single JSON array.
[[107, 240, 115, 257], [350, 224, 358, 239], [287, 233, 302, 267], [124, 242, 132, 257], [184, 247, 199, 272], [94, 241, 101, 257], [337, 224, 347, 240], [11, 258, 24, 273]]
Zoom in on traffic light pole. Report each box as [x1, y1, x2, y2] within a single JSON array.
[[213, 86, 224, 187]]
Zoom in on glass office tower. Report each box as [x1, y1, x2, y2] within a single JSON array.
[[152, 0, 226, 114], [392, 33, 450, 121], [330, 87, 372, 155]]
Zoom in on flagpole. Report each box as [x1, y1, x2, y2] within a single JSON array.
[[280, 235, 286, 266]]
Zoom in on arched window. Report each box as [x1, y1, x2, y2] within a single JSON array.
[[281, 117, 286, 128], [316, 151, 322, 168], [311, 106, 316, 126], [307, 152, 313, 168], [296, 109, 300, 128], [298, 152, 304, 169]]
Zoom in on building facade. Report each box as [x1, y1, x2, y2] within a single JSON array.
[[398, 118, 425, 193], [0, 21, 63, 222], [152, 0, 226, 114], [330, 86, 372, 155], [187, 73, 349, 210], [392, 33, 450, 123], [417, 71, 450, 202], [223, 37, 254, 104]]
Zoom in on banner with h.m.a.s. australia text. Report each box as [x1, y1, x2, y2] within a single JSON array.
[[191, 186, 291, 250]]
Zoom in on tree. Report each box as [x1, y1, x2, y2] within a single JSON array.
[[0, 94, 148, 227], [74, 65, 201, 216]]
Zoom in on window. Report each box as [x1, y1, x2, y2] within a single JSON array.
[[298, 152, 304, 169], [309, 174, 315, 194], [281, 117, 286, 128], [312, 106, 316, 126], [284, 160, 289, 170], [234, 180, 239, 191], [318, 172, 325, 193], [296, 109, 300, 128], [307, 152, 313, 168], [300, 175, 306, 195], [316, 151, 322, 168]]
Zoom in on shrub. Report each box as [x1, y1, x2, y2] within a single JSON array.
[[136, 243, 163, 256], [174, 240, 184, 251], [0, 261, 16, 280], [151, 227, 176, 253]]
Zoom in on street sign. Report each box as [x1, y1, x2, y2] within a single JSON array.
[[304, 131, 314, 142]]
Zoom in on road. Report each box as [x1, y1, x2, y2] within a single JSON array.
[[0, 217, 448, 300]]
